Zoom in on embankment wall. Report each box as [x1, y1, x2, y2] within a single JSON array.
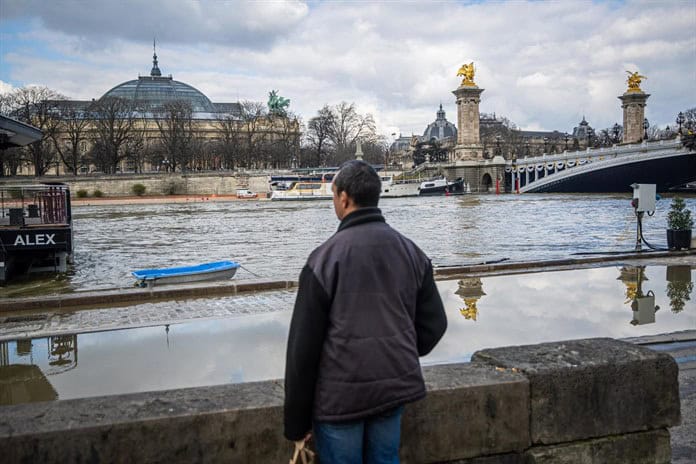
[[0, 338, 680, 463], [2, 173, 271, 197]]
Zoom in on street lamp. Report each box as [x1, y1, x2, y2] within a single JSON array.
[[612, 123, 621, 144], [643, 118, 649, 141], [564, 133, 569, 151], [543, 137, 549, 154], [676, 112, 685, 135], [495, 135, 502, 157], [587, 127, 595, 148], [524, 140, 530, 157]]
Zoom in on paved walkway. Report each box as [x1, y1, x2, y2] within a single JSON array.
[[0, 290, 297, 342]]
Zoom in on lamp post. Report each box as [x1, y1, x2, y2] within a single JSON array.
[[676, 112, 685, 135], [612, 123, 621, 144], [524, 140, 530, 157], [543, 137, 549, 154], [643, 118, 649, 141], [495, 135, 502, 157], [564, 133, 569, 151], [587, 127, 595, 148]]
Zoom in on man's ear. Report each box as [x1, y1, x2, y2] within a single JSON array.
[[338, 190, 349, 208]]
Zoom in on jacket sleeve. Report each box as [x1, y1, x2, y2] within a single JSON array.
[[415, 261, 447, 356], [284, 264, 331, 441]]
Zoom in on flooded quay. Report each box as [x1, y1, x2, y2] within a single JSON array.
[[1, 193, 695, 405], [1, 262, 694, 405]]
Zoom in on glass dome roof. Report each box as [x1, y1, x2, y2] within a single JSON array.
[[423, 104, 457, 141], [100, 50, 216, 114]]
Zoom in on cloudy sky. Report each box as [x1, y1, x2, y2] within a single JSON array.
[[1, 0, 694, 139]]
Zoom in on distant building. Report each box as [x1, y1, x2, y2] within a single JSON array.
[[13, 48, 299, 175], [422, 104, 457, 142]]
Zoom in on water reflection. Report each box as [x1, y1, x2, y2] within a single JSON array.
[[666, 266, 694, 314], [0, 265, 694, 406], [617, 266, 660, 325], [0, 335, 77, 405], [455, 278, 486, 320]]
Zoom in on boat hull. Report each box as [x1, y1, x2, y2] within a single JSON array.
[[419, 178, 467, 196], [132, 261, 239, 287], [381, 182, 420, 198]]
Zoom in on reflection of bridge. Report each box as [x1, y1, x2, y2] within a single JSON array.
[[507, 138, 696, 193]]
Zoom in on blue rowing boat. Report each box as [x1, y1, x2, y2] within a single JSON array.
[[132, 261, 240, 288]]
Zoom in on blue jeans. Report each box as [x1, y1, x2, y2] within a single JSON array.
[[313, 406, 404, 464]]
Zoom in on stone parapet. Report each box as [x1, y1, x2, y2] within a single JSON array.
[[472, 338, 681, 445], [0, 338, 681, 463]]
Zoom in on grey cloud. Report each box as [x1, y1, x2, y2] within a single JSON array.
[[3, 0, 694, 135], [1, 0, 309, 50]]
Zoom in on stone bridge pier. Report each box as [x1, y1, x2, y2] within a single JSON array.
[[422, 159, 507, 193]]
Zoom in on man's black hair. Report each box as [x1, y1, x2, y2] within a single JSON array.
[[333, 160, 381, 207]]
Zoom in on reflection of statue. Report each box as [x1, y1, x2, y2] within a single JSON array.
[[626, 71, 646, 92], [617, 266, 659, 325], [267, 90, 290, 115], [455, 278, 486, 320], [457, 62, 476, 87], [618, 265, 648, 304]]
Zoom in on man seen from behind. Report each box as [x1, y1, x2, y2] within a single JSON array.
[[284, 160, 448, 463]]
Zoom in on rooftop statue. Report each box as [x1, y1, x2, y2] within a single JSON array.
[[626, 71, 647, 92], [268, 90, 290, 115], [457, 62, 476, 87]]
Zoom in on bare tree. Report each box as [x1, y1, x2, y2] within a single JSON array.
[[90, 96, 141, 174], [1, 86, 64, 176], [681, 107, 696, 132], [305, 105, 335, 167], [214, 113, 243, 170], [50, 101, 91, 175], [238, 101, 268, 169], [327, 102, 377, 163], [154, 100, 197, 172], [269, 112, 302, 168]]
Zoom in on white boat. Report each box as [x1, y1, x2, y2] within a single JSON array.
[[380, 176, 420, 198], [270, 174, 334, 201], [132, 261, 240, 288]]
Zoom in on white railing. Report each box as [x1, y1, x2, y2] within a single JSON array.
[[506, 139, 690, 192]]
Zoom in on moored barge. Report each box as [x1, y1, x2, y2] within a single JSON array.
[[0, 183, 73, 283]]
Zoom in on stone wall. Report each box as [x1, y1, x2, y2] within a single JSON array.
[[4, 173, 271, 197], [0, 338, 680, 463]]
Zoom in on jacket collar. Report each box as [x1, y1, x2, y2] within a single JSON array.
[[337, 207, 385, 232]]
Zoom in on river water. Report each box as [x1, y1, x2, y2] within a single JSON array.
[[2, 193, 694, 297]]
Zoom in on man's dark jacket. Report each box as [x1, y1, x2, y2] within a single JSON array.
[[284, 207, 447, 441]]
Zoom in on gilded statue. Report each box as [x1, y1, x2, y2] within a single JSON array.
[[626, 71, 647, 92], [457, 62, 476, 87]]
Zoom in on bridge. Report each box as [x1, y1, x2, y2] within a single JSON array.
[[507, 135, 696, 193]]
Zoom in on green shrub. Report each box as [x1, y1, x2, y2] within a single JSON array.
[[131, 183, 147, 196], [76, 189, 88, 198], [163, 180, 185, 195], [8, 188, 24, 200], [667, 197, 694, 230], [93, 189, 104, 198]]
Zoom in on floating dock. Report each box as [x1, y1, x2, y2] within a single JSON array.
[[0, 183, 73, 283]]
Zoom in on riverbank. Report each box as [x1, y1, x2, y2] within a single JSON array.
[[71, 193, 269, 206]]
